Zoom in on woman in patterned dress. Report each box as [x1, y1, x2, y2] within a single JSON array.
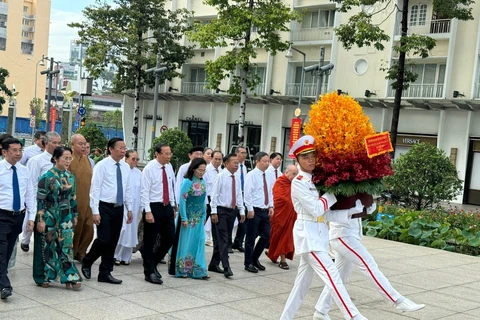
[[33, 146, 82, 289], [169, 157, 209, 279]]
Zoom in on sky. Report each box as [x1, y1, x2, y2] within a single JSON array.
[[48, 0, 99, 61]]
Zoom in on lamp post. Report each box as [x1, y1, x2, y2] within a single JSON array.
[[33, 56, 46, 140], [303, 47, 334, 101], [285, 45, 306, 117], [41, 57, 60, 131]]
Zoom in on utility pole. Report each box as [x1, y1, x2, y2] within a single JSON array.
[[41, 57, 60, 131]]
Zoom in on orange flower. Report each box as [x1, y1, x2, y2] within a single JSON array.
[[304, 92, 376, 157]]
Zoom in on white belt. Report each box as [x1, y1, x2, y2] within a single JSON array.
[[297, 215, 325, 223]]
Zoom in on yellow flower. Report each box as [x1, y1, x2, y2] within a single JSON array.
[[304, 92, 376, 157]]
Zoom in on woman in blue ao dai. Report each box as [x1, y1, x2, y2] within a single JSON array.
[[173, 157, 209, 279]]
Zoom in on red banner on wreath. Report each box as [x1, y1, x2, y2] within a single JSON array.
[[365, 132, 394, 158], [289, 118, 302, 159], [50, 107, 57, 132]]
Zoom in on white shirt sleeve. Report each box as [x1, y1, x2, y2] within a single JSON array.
[[89, 162, 104, 215]]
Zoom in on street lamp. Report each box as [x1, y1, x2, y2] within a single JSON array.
[[303, 47, 334, 100], [34, 55, 46, 103], [285, 45, 306, 117]]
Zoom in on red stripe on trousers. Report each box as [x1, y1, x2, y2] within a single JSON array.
[[338, 237, 396, 302], [310, 252, 353, 319]]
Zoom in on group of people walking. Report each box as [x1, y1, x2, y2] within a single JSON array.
[[0, 130, 427, 320]]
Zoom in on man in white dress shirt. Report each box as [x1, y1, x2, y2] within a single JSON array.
[[208, 153, 244, 278], [81, 138, 133, 285], [141, 143, 176, 285], [0, 138, 36, 299], [20, 131, 61, 252], [266, 152, 283, 184], [175, 146, 204, 204], [232, 146, 248, 253], [243, 151, 274, 273], [19, 130, 46, 165], [203, 150, 223, 246]]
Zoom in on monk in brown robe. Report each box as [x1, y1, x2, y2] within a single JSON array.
[[70, 133, 94, 261], [268, 164, 298, 269]]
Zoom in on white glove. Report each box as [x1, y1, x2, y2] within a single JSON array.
[[347, 199, 364, 215], [366, 202, 377, 215]]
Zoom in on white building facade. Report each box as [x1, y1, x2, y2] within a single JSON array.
[[122, 0, 480, 205]]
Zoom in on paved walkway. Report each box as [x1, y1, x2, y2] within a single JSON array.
[[1, 236, 480, 319]]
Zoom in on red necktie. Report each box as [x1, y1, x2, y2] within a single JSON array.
[[263, 173, 268, 206], [231, 174, 236, 208], [215, 167, 219, 173], [162, 166, 169, 205], [275, 169, 278, 180]]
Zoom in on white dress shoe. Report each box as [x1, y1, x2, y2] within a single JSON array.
[[396, 298, 426, 312], [313, 310, 331, 320]]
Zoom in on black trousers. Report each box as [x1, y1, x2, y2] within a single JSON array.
[[233, 208, 246, 248], [83, 202, 123, 277], [209, 207, 237, 269], [0, 210, 25, 289], [142, 202, 175, 276], [244, 207, 270, 266]]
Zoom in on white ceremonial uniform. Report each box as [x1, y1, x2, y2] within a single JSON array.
[[315, 204, 403, 315], [114, 166, 143, 262], [280, 169, 364, 320], [175, 162, 190, 205], [21, 151, 54, 245], [19, 144, 42, 166]]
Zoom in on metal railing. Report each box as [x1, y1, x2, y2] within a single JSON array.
[[286, 83, 329, 97], [21, 49, 33, 55], [181, 82, 211, 94], [395, 19, 451, 36], [247, 83, 265, 95], [21, 38, 34, 44], [291, 27, 334, 42], [387, 83, 444, 98], [23, 14, 36, 20], [0, 27, 6, 38], [22, 26, 35, 32]]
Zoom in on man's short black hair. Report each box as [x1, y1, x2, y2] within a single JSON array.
[[270, 152, 283, 160], [34, 131, 46, 139], [107, 137, 124, 155], [2, 138, 21, 151]]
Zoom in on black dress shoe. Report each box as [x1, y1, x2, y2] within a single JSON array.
[[145, 273, 163, 285], [232, 244, 245, 252], [208, 265, 224, 274], [0, 287, 12, 299], [253, 260, 266, 271], [81, 258, 91, 280], [20, 243, 29, 252], [153, 266, 163, 279], [98, 274, 122, 284], [228, 248, 234, 254], [244, 264, 258, 273], [224, 267, 233, 278]]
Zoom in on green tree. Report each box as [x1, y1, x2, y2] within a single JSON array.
[[384, 143, 463, 210], [75, 123, 108, 152], [69, 0, 195, 150], [188, 0, 299, 145], [29, 98, 44, 129], [148, 127, 192, 172], [333, 0, 474, 150], [0, 67, 12, 113], [103, 109, 123, 130]]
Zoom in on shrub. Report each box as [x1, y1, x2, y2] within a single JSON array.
[[384, 143, 463, 210], [148, 127, 192, 172], [75, 124, 108, 152]]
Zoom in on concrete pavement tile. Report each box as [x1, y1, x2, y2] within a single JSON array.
[[118, 288, 215, 313], [227, 275, 296, 296], [80, 273, 166, 296], [14, 282, 109, 306], [50, 296, 157, 320], [224, 295, 314, 319], [435, 284, 480, 304], [169, 304, 257, 320], [395, 253, 473, 270], [133, 315, 180, 320], [0, 291, 41, 313], [8, 261, 31, 271], [269, 287, 324, 310], [455, 262, 480, 272], [399, 291, 479, 313], [7, 268, 39, 288], [435, 313, 480, 320], [0, 305, 73, 320], [388, 271, 456, 290], [174, 281, 261, 303], [463, 307, 480, 317]]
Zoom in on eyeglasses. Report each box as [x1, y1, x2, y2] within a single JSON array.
[[61, 157, 73, 161], [160, 152, 173, 157], [130, 157, 140, 161]]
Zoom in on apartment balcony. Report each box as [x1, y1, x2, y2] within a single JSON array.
[[387, 83, 444, 98], [0, 3, 7, 15], [21, 39, 34, 44], [22, 26, 35, 33], [21, 49, 33, 55], [248, 83, 265, 96], [181, 82, 211, 94], [23, 14, 36, 20], [291, 27, 334, 42], [0, 27, 6, 38], [286, 83, 329, 97], [395, 19, 451, 37]]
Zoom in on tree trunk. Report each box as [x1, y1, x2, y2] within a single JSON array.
[[391, 0, 409, 154], [237, 0, 254, 146], [132, 33, 143, 150]]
